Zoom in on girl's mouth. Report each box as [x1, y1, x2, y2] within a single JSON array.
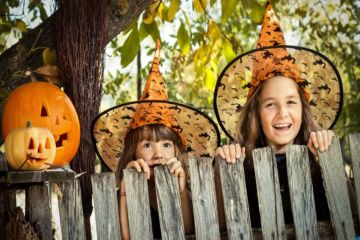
[[273, 123, 292, 130]]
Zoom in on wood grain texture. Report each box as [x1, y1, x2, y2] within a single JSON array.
[[286, 145, 319, 240], [0, 169, 75, 184], [91, 173, 121, 240], [348, 133, 360, 223], [218, 156, 253, 240], [189, 157, 220, 240], [123, 169, 153, 240], [25, 184, 52, 240], [154, 165, 185, 240], [318, 137, 355, 240], [57, 180, 85, 240], [252, 147, 286, 240]]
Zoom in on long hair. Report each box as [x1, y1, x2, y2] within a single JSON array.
[[235, 80, 320, 168], [116, 124, 186, 180]]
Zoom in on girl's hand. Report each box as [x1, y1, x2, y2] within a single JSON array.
[[126, 159, 151, 179], [215, 143, 245, 164], [307, 130, 335, 157], [165, 158, 186, 193]]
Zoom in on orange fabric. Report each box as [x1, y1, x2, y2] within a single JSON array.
[[248, 1, 309, 100], [128, 40, 186, 145]]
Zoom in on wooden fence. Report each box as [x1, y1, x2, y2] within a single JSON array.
[[1, 133, 360, 239]]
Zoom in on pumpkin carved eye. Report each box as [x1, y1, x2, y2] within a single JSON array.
[[41, 105, 48, 117], [28, 138, 35, 149]]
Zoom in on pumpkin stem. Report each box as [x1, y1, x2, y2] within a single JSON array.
[[26, 121, 32, 128]]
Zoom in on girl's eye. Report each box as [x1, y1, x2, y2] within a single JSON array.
[[265, 102, 275, 108], [163, 142, 173, 148], [288, 100, 298, 105], [143, 143, 151, 148]]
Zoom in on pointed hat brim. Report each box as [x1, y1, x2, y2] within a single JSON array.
[[92, 100, 221, 172], [214, 45, 343, 141]]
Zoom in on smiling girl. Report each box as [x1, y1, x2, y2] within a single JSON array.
[[213, 1, 356, 227]]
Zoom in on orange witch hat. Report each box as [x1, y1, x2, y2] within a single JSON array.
[[213, 1, 343, 141], [92, 40, 220, 172]]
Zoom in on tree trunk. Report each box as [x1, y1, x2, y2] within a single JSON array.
[[0, 0, 152, 143]]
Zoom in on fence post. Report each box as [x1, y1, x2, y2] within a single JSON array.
[[252, 147, 286, 240], [25, 183, 52, 239], [91, 173, 121, 240], [154, 165, 185, 240], [286, 145, 319, 239], [189, 157, 220, 240], [123, 169, 153, 240], [57, 179, 85, 240], [218, 156, 253, 240], [348, 133, 360, 223], [318, 137, 355, 239]]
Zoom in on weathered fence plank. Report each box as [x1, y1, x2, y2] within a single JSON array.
[[189, 157, 220, 240], [218, 157, 253, 240], [154, 165, 185, 240], [318, 137, 355, 240], [25, 184, 52, 240], [57, 179, 85, 240], [286, 145, 319, 240], [91, 173, 121, 240], [252, 147, 287, 240], [348, 133, 360, 223], [0, 169, 75, 184], [0, 189, 16, 240], [123, 169, 153, 240]]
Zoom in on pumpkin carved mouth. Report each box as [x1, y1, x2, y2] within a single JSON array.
[[55, 133, 68, 147]]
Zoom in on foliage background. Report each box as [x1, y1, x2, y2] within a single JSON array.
[[1, 0, 359, 142]]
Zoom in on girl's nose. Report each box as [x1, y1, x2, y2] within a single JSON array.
[[278, 105, 289, 118], [153, 145, 163, 158]]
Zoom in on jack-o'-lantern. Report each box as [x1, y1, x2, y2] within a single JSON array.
[[5, 121, 56, 170], [2, 82, 80, 166]]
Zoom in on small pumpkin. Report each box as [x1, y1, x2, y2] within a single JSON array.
[[5, 121, 56, 171], [2, 82, 80, 166]]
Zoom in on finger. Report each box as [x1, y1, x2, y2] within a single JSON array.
[[216, 147, 225, 160], [309, 132, 318, 149], [322, 130, 329, 151], [126, 161, 141, 172], [328, 130, 334, 146], [169, 161, 182, 173], [173, 167, 184, 177], [241, 147, 246, 158], [137, 159, 151, 179], [229, 144, 236, 164], [165, 157, 178, 166], [316, 131, 325, 152], [235, 143, 241, 159], [222, 145, 231, 163]]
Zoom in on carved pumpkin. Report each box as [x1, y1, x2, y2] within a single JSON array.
[[2, 82, 80, 166], [5, 121, 56, 170]]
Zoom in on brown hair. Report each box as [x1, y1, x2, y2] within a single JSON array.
[[235, 79, 320, 168], [116, 124, 186, 179]]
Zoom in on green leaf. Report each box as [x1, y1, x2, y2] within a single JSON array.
[[249, 1, 264, 23], [221, 0, 238, 24], [15, 19, 27, 32], [42, 47, 57, 65], [139, 21, 160, 42], [119, 27, 140, 67], [167, 0, 180, 22], [222, 40, 236, 63], [193, 0, 207, 13], [177, 21, 190, 54], [207, 20, 220, 42], [204, 67, 216, 90]]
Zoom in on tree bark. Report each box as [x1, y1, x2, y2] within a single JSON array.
[[0, 0, 152, 143]]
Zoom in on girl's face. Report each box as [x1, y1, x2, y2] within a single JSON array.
[[135, 139, 176, 166], [259, 76, 302, 154]]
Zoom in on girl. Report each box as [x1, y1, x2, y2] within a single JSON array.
[[213, 1, 355, 227], [91, 40, 220, 239]]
